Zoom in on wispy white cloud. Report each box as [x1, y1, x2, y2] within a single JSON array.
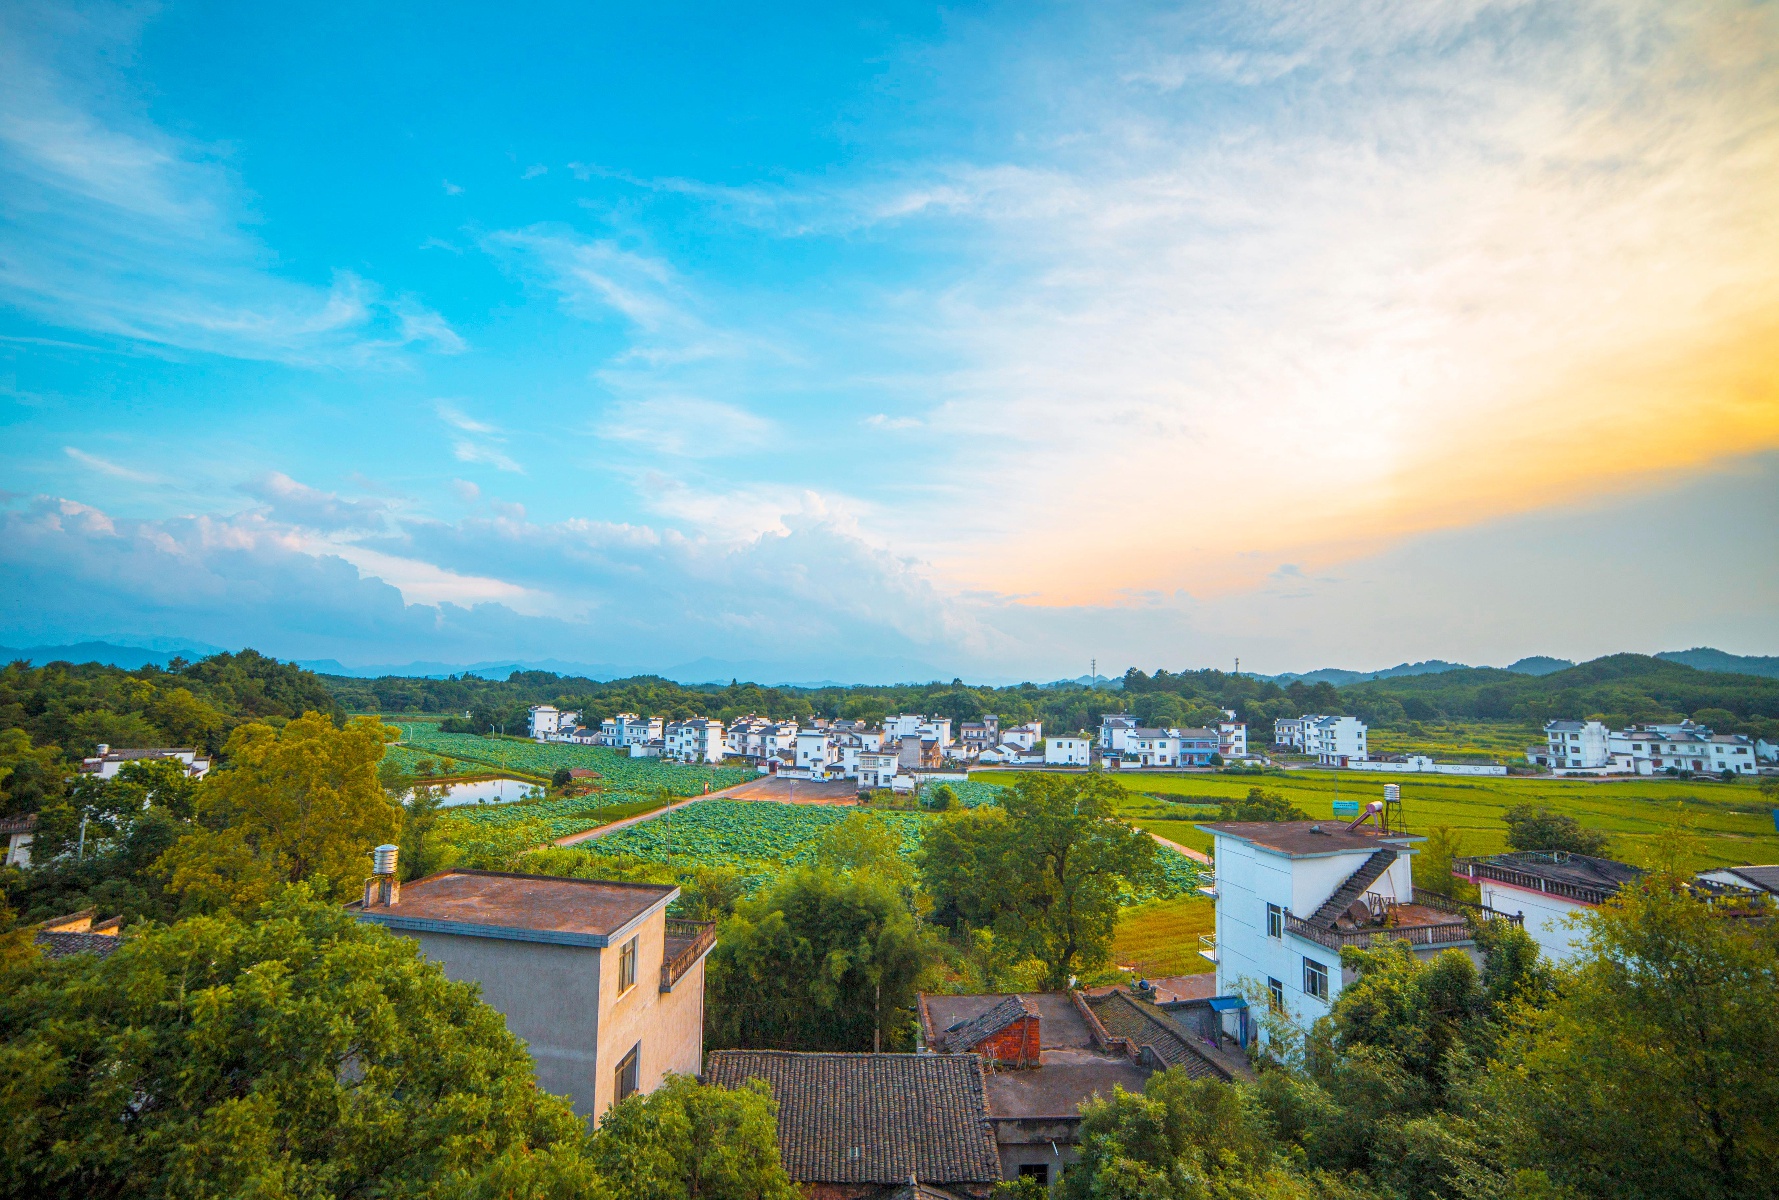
[[452, 440, 525, 474], [63, 446, 162, 484], [599, 396, 774, 458], [0, 5, 462, 365], [864, 413, 922, 431]]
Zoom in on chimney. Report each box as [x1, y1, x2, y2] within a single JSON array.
[[363, 843, 401, 907]]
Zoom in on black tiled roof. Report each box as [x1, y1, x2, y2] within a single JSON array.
[[938, 994, 1034, 1053], [704, 1051, 1001, 1185], [1085, 990, 1227, 1081], [35, 931, 121, 960]]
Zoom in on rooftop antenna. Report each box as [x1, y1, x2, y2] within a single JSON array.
[[1091, 657, 1096, 687], [1234, 656, 1240, 676]]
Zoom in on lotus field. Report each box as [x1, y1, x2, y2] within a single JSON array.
[[573, 798, 1209, 903], [392, 723, 756, 793]]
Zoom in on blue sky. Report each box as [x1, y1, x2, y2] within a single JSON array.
[[2, 1, 1776, 681]]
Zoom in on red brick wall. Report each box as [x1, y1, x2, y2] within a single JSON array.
[[971, 1015, 1040, 1065]]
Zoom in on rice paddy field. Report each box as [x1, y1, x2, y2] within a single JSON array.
[[1112, 897, 1216, 977], [1367, 720, 1540, 761], [975, 767, 1779, 871]]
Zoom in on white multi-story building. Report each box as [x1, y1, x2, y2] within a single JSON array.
[[1123, 727, 1219, 767], [959, 716, 1000, 758], [1099, 714, 1138, 751], [528, 705, 563, 740], [601, 714, 664, 748], [796, 729, 840, 778], [886, 714, 953, 749], [663, 719, 724, 765], [1044, 736, 1091, 766], [1538, 720, 1611, 769], [1530, 719, 1760, 776], [1199, 815, 1476, 1036], [1298, 716, 1367, 764], [855, 751, 900, 789], [1272, 717, 1308, 748], [724, 717, 800, 761], [1000, 721, 1043, 751], [1218, 722, 1248, 760]]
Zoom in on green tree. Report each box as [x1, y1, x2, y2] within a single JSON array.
[[917, 773, 1158, 988], [155, 712, 400, 910], [813, 811, 913, 890], [591, 1074, 799, 1200], [706, 866, 938, 1052], [1501, 806, 1610, 857], [1485, 872, 1779, 1199], [0, 885, 600, 1200], [552, 766, 574, 790], [1059, 1068, 1359, 1200], [1218, 787, 1310, 822]]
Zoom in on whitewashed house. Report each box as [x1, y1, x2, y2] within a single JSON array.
[[1305, 716, 1368, 764], [1218, 722, 1248, 760], [1195, 814, 1510, 1036], [78, 745, 212, 780], [1536, 720, 1611, 770], [663, 719, 724, 765], [1000, 721, 1043, 752], [1044, 736, 1091, 766], [959, 716, 999, 759], [855, 751, 900, 790], [601, 714, 664, 748], [1452, 851, 1644, 962], [1099, 714, 1138, 752], [795, 729, 840, 778]]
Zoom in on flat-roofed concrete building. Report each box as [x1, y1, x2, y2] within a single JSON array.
[[349, 862, 715, 1124]]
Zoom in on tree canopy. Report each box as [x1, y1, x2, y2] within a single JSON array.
[[918, 772, 1158, 989]]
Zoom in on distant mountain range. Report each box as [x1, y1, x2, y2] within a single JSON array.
[[5, 638, 1778, 686]]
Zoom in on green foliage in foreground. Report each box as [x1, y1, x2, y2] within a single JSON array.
[[707, 859, 940, 1053], [1068, 871, 1777, 1200], [0, 887, 799, 1200]]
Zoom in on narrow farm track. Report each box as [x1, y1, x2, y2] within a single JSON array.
[[1150, 831, 1212, 864]]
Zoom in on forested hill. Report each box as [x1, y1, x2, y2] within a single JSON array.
[[322, 651, 1779, 742], [0, 650, 343, 760]]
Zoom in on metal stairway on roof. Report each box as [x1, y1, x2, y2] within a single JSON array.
[[1307, 849, 1398, 928]]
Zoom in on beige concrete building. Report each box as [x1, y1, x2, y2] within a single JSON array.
[[348, 861, 715, 1124]]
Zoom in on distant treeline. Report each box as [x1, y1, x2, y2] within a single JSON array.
[[0, 651, 344, 761], [322, 651, 1779, 742]]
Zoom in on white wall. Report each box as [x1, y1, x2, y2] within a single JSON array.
[[1476, 879, 1592, 962]]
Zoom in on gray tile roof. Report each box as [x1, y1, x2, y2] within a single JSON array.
[[35, 930, 122, 960], [704, 1051, 1001, 1185], [937, 994, 1034, 1053], [1084, 990, 1228, 1081]]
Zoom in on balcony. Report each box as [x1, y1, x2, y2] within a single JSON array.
[[660, 918, 717, 992], [1284, 909, 1474, 952], [1198, 933, 1218, 963]]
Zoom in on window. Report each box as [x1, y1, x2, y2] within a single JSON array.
[[1266, 903, 1283, 939], [614, 1042, 641, 1103], [618, 935, 638, 993], [1018, 1164, 1050, 1184], [1267, 977, 1284, 1012], [1303, 957, 1329, 1002]]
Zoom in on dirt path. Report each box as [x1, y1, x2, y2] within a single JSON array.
[[1149, 831, 1212, 865], [548, 775, 851, 847]]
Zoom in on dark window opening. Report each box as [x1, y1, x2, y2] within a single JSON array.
[[615, 1042, 641, 1103]]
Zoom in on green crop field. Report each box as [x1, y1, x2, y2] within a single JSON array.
[[390, 724, 756, 793], [438, 789, 675, 839], [973, 768, 1779, 871], [571, 797, 1208, 903], [1113, 897, 1216, 977]]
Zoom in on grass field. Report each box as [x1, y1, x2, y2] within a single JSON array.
[[1112, 897, 1215, 977], [974, 768, 1779, 872], [1367, 720, 1539, 762], [389, 723, 756, 793]]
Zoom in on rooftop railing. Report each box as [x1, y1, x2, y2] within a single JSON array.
[[660, 918, 716, 992], [1285, 911, 1472, 952]]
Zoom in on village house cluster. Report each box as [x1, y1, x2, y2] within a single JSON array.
[[529, 704, 1261, 789], [1530, 717, 1770, 776]]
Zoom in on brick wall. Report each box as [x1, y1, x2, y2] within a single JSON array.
[[971, 1015, 1040, 1067]]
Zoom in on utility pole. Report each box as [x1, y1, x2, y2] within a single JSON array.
[[1235, 656, 1240, 676]]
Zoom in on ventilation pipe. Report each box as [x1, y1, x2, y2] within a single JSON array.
[[364, 844, 401, 907]]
